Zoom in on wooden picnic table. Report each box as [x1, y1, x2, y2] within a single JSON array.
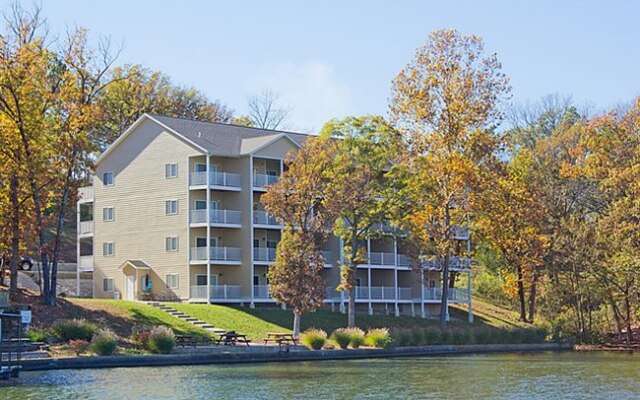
[[216, 332, 251, 347], [263, 332, 298, 346]]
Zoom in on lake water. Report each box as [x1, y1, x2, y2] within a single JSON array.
[[2, 352, 639, 399]]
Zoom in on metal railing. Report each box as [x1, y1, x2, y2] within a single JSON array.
[[368, 252, 396, 266], [398, 287, 413, 300], [422, 256, 471, 270], [190, 285, 242, 299], [253, 247, 276, 262], [397, 254, 410, 267], [190, 246, 242, 262], [451, 225, 470, 240], [190, 171, 242, 188], [326, 287, 341, 301], [253, 173, 279, 188], [78, 255, 94, 272], [78, 186, 93, 201], [253, 284, 270, 299], [423, 287, 470, 302], [190, 209, 242, 225], [78, 220, 94, 235], [253, 211, 279, 226]]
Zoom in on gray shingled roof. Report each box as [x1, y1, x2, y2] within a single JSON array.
[[149, 115, 311, 156], [119, 260, 151, 270]]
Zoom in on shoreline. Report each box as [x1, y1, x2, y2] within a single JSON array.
[[20, 343, 571, 372]]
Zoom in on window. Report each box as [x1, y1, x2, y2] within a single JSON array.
[[253, 275, 260, 286], [103, 172, 114, 186], [266, 240, 278, 249], [103, 207, 115, 222], [267, 170, 278, 177], [166, 274, 179, 289], [196, 237, 216, 247], [196, 274, 218, 286], [165, 236, 179, 251], [195, 200, 207, 210], [103, 278, 114, 292], [195, 163, 206, 173], [165, 200, 178, 215], [103, 242, 115, 257], [429, 280, 436, 288], [165, 163, 178, 178], [355, 278, 362, 287]]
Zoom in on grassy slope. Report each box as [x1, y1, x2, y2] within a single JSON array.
[[57, 299, 211, 339], [173, 295, 531, 340]]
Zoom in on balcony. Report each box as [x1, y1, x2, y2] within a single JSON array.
[[190, 171, 242, 189], [398, 287, 413, 300], [423, 256, 471, 270], [253, 211, 280, 227], [451, 225, 470, 240], [78, 255, 94, 272], [78, 186, 93, 202], [322, 251, 332, 266], [253, 173, 279, 189], [190, 284, 242, 300], [253, 247, 276, 263], [423, 287, 470, 302], [253, 284, 271, 299], [326, 287, 341, 301], [355, 286, 397, 300], [78, 220, 94, 236], [397, 254, 410, 267], [190, 209, 242, 226], [190, 246, 242, 263], [367, 252, 396, 266]]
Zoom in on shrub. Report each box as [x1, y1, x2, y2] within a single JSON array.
[[69, 339, 90, 356], [423, 328, 442, 345], [146, 326, 176, 354], [27, 329, 47, 343], [300, 328, 327, 350], [392, 328, 412, 347], [451, 329, 471, 345], [365, 328, 393, 348], [346, 328, 365, 349], [131, 325, 152, 348], [411, 329, 425, 346], [51, 319, 98, 341], [331, 328, 351, 349], [90, 329, 118, 356]]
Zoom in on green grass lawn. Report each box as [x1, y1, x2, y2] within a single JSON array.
[[172, 295, 532, 340]]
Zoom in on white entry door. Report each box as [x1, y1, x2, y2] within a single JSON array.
[[125, 275, 135, 300]]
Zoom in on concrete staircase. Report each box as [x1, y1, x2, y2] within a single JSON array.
[[149, 303, 227, 335]]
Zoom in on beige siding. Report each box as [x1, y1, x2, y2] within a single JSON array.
[[93, 119, 202, 300], [254, 136, 299, 159]]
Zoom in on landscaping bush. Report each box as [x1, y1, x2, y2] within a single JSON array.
[[51, 319, 98, 341], [392, 328, 412, 347], [131, 325, 152, 348], [451, 328, 471, 345], [27, 329, 47, 343], [69, 339, 90, 356], [300, 328, 327, 350], [423, 328, 442, 345], [365, 328, 393, 348], [146, 326, 176, 354], [411, 329, 425, 346], [346, 327, 365, 349], [90, 329, 118, 356], [331, 328, 352, 349]]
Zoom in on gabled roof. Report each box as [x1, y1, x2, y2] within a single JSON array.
[[148, 115, 310, 156], [119, 260, 151, 270], [96, 114, 313, 164]]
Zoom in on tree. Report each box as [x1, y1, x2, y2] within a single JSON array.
[[96, 64, 234, 150], [390, 29, 510, 329], [247, 89, 291, 130], [321, 115, 406, 328], [261, 137, 339, 337]]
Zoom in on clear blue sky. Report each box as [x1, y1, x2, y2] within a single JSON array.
[[21, 1, 640, 131]]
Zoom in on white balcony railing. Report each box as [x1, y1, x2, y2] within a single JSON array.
[[397, 254, 410, 267], [190, 171, 242, 188], [423, 256, 471, 270], [190, 246, 242, 262], [253, 211, 280, 226], [253, 284, 270, 299], [326, 287, 341, 301], [451, 225, 470, 240], [190, 285, 242, 300], [78, 255, 94, 272], [253, 247, 276, 262], [78, 186, 93, 201], [423, 287, 470, 302], [398, 287, 413, 300], [253, 173, 279, 188], [368, 252, 396, 266], [190, 209, 242, 225], [78, 220, 94, 235]]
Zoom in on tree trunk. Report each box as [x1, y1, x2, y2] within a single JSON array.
[[292, 310, 301, 338], [49, 165, 74, 306], [624, 289, 633, 345], [439, 206, 451, 331], [610, 299, 623, 343], [527, 266, 539, 323], [9, 173, 20, 295], [347, 226, 358, 328], [516, 265, 527, 322]]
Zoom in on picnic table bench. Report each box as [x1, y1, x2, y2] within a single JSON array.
[[175, 335, 198, 348], [263, 332, 298, 347], [215, 331, 251, 347]]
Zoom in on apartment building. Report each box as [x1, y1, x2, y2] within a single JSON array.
[[77, 114, 472, 319]]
